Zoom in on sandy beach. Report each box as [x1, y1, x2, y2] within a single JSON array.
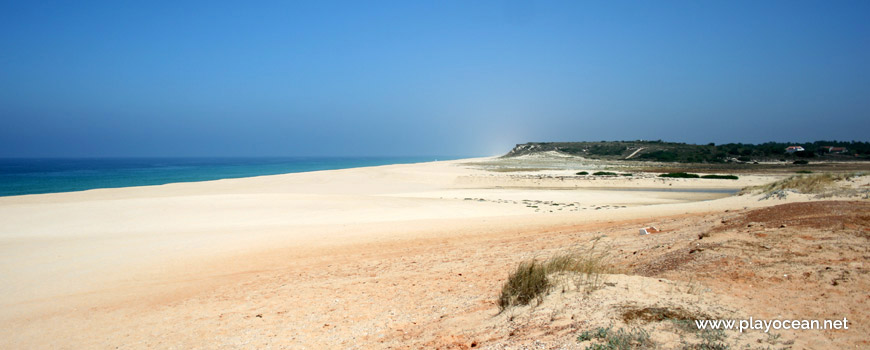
[[0, 157, 866, 349], [5, 1, 869, 348]]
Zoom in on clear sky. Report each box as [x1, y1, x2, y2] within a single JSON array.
[[1, 1, 868, 157]]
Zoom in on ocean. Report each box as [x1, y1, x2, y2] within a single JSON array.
[[0, 156, 463, 197]]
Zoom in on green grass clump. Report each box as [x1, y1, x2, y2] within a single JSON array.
[[659, 172, 700, 178], [498, 242, 612, 311], [620, 173, 633, 177], [593, 171, 618, 176], [497, 260, 549, 311], [577, 326, 654, 350], [576, 171, 589, 175], [700, 174, 738, 180]]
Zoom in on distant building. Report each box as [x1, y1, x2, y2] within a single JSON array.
[[785, 146, 805, 154], [820, 146, 848, 154]]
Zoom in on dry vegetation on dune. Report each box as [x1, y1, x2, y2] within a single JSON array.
[[739, 172, 867, 198]]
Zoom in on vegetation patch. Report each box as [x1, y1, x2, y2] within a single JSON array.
[[620, 173, 633, 177], [576, 171, 589, 175], [615, 306, 732, 350], [678, 327, 730, 350], [639, 150, 680, 162], [577, 326, 654, 350], [498, 242, 612, 311], [497, 260, 549, 311], [700, 174, 738, 180], [659, 172, 700, 178], [621, 306, 706, 324], [593, 171, 619, 176]]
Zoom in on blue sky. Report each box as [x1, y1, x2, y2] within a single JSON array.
[[1, 1, 868, 157]]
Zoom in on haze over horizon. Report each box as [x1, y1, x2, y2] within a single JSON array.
[[2, 1, 869, 158]]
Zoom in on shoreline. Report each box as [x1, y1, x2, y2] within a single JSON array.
[[0, 156, 480, 198]]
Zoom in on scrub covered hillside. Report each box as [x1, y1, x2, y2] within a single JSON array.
[[504, 141, 870, 163]]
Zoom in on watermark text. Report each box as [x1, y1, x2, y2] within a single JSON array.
[[694, 318, 849, 333]]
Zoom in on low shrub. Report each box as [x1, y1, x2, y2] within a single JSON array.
[[659, 172, 700, 178], [593, 171, 618, 176], [700, 174, 738, 180], [576, 171, 589, 175], [795, 150, 816, 158], [577, 326, 654, 350], [620, 173, 633, 177]]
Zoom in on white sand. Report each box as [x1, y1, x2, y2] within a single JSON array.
[[0, 158, 787, 348]]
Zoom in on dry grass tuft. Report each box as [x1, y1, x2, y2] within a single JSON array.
[[497, 260, 550, 311], [498, 239, 614, 311]]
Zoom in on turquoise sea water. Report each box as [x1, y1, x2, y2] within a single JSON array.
[[0, 157, 464, 197]]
